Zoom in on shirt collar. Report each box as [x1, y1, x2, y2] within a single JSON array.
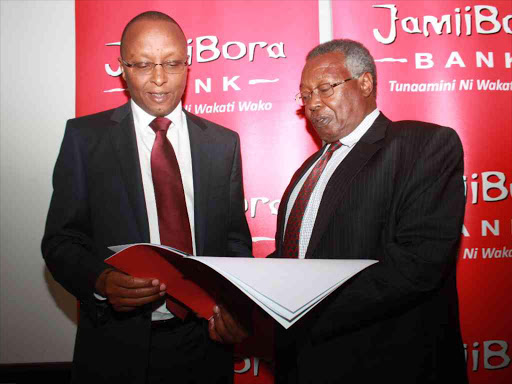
[[130, 99, 184, 132], [337, 108, 380, 148]]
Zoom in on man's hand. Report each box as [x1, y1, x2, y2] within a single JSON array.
[[95, 269, 166, 312], [208, 305, 249, 344]]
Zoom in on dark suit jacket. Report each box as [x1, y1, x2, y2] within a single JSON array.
[[273, 113, 468, 383], [42, 102, 252, 383]]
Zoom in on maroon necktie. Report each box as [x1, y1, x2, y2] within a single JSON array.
[[150, 117, 193, 319], [150, 117, 193, 254], [282, 141, 343, 258]]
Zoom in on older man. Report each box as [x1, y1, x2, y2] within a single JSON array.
[[272, 39, 468, 383], [42, 11, 251, 384]]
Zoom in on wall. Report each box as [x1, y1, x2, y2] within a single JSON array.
[[0, 0, 76, 363]]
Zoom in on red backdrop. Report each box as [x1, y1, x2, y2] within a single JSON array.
[[331, 2, 511, 383], [75, 1, 511, 383]]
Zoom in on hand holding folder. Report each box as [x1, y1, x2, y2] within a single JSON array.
[[95, 267, 167, 313]]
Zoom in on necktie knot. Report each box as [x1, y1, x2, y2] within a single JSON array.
[[327, 140, 342, 154], [320, 140, 342, 163], [150, 117, 172, 134]]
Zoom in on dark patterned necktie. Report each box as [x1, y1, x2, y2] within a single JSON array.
[[282, 141, 343, 258], [150, 117, 193, 319]]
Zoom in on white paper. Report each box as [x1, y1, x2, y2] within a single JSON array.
[[108, 244, 378, 329]]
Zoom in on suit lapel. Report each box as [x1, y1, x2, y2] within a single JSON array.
[[305, 113, 390, 258], [109, 102, 150, 242], [185, 111, 212, 256]]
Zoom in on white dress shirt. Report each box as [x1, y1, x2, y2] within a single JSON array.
[[284, 109, 380, 259]]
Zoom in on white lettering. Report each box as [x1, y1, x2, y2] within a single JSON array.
[[463, 248, 478, 259], [416, 53, 434, 69], [482, 171, 509, 201], [465, 6, 473, 36], [459, 79, 474, 90], [248, 42, 268, 62], [223, 76, 241, 91], [402, 17, 422, 34], [475, 6, 501, 34], [482, 220, 500, 237], [372, 4, 398, 44], [267, 43, 286, 59], [476, 52, 494, 68], [504, 15, 512, 33], [484, 341, 511, 369], [105, 64, 122, 77], [234, 357, 250, 374], [195, 78, 211, 94], [196, 36, 221, 63], [223, 41, 247, 60], [269, 199, 280, 215], [473, 342, 480, 371], [423, 15, 451, 36], [250, 197, 270, 218], [238, 100, 272, 111], [445, 51, 466, 68], [373, 4, 512, 43]]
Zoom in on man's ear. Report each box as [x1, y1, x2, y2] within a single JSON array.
[[118, 57, 126, 81], [359, 72, 374, 98]]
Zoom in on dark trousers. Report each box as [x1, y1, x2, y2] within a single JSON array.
[[147, 318, 234, 384]]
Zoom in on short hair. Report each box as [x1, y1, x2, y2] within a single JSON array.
[[307, 39, 377, 96], [120, 11, 183, 57]]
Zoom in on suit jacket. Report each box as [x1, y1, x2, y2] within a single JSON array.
[[273, 113, 468, 383], [42, 102, 252, 383]]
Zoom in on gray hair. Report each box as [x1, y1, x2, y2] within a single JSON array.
[[307, 39, 377, 96]]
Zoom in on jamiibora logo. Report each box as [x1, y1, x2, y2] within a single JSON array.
[[186, 36, 286, 63], [104, 37, 286, 77], [373, 4, 512, 44]]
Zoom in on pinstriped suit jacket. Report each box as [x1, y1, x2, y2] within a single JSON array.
[[274, 113, 468, 383]]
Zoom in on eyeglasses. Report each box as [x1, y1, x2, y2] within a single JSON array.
[[295, 78, 354, 106], [120, 58, 188, 75]]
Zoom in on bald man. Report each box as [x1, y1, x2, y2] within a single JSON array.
[[42, 11, 252, 384]]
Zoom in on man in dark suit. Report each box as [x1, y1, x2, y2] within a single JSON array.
[[273, 39, 468, 383], [42, 11, 251, 384]]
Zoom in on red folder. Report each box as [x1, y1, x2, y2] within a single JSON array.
[[105, 244, 220, 319]]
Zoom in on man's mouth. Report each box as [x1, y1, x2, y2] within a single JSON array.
[[312, 116, 331, 127], [148, 92, 170, 103]]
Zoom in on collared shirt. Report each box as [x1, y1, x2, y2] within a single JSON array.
[[131, 100, 195, 320], [284, 109, 380, 259]]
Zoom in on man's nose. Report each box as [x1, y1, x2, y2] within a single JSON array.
[[150, 64, 167, 86], [307, 90, 322, 111]]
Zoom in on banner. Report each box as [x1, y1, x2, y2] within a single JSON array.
[[76, 1, 320, 382], [331, 1, 512, 383], [75, 0, 511, 383]]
